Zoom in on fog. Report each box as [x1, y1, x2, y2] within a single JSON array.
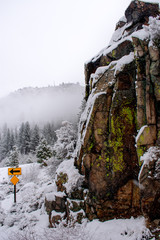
[[0, 0, 133, 98], [0, 84, 84, 128]]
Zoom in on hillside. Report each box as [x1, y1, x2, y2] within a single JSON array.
[[0, 83, 84, 128]]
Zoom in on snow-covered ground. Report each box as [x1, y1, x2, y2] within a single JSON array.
[[0, 161, 153, 240]]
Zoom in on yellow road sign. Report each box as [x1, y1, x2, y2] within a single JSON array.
[[10, 176, 19, 185], [8, 168, 22, 175]]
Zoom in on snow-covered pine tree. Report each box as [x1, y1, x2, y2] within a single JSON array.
[[10, 130, 15, 151], [30, 124, 40, 153], [0, 126, 12, 160], [36, 137, 52, 164], [18, 123, 25, 154], [6, 145, 19, 167], [53, 121, 76, 160], [14, 127, 18, 145], [42, 122, 56, 145], [23, 121, 31, 154], [18, 122, 31, 154]]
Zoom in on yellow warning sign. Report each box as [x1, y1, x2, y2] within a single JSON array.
[[10, 176, 19, 185], [8, 168, 21, 175]]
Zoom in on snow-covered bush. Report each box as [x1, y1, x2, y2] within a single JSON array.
[[1, 228, 37, 240]]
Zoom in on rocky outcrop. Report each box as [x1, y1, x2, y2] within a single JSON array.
[[75, 0, 160, 222], [45, 159, 85, 227]]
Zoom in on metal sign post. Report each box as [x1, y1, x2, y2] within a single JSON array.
[[14, 185, 16, 203]]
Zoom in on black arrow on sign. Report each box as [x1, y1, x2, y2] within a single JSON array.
[[10, 169, 20, 174]]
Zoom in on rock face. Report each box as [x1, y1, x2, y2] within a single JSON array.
[[75, 0, 160, 221]]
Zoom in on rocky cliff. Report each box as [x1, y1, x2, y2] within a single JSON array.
[[46, 0, 160, 235], [74, 0, 160, 223]]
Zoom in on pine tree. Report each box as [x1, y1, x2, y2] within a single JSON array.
[[43, 122, 56, 145], [10, 130, 15, 150], [18, 123, 25, 154], [24, 121, 31, 154], [14, 127, 18, 145], [36, 137, 52, 164], [6, 146, 19, 167], [53, 121, 76, 160], [18, 122, 31, 154], [30, 124, 40, 153], [0, 126, 11, 160]]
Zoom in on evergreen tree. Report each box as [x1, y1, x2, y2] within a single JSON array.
[[6, 129, 11, 151], [18, 122, 31, 154], [0, 126, 11, 160], [30, 124, 40, 153], [18, 123, 25, 154], [36, 137, 52, 164], [53, 121, 76, 160], [6, 146, 19, 167], [14, 127, 18, 145], [42, 122, 56, 145], [10, 130, 15, 150], [24, 121, 31, 154]]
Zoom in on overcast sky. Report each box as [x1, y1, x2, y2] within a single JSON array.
[[0, 0, 158, 98]]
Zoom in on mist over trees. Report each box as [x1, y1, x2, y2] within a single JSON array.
[[0, 83, 84, 165], [0, 83, 84, 128]]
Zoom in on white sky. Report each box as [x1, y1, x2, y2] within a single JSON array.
[[0, 0, 157, 98]]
